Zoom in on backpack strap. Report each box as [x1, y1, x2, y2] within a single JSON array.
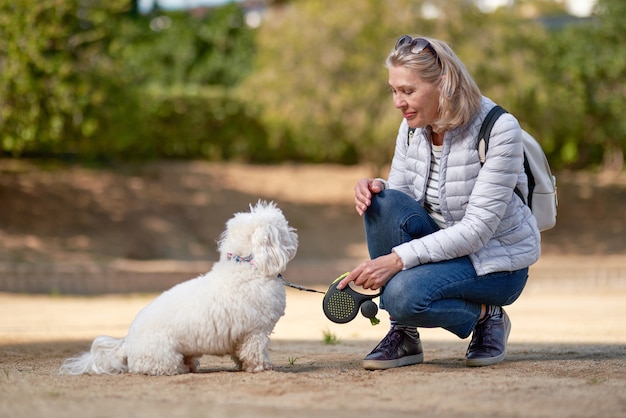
[[477, 105, 527, 205], [407, 127, 416, 145], [478, 105, 508, 164]]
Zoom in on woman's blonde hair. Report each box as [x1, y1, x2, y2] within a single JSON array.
[[386, 36, 482, 133]]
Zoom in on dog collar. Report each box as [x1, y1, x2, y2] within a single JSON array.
[[226, 253, 256, 267]]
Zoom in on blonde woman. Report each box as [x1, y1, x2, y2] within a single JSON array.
[[338, 35, 540, 369]]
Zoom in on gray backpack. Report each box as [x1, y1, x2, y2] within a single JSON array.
[[478, 105, 557, 231]]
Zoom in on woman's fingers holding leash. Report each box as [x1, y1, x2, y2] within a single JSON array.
[[337, 254, 403, 291], [337, 263, 386, 291], [337, 266, 362, 290]]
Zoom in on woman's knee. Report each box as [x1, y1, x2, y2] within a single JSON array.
[[365, 190, 396, 221], [367, 190, 437, 239], [368, 190, 407, 214]]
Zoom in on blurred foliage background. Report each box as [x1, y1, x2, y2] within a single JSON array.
[[0, 0, 624, 171]]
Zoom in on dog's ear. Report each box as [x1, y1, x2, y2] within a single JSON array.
[[252, 223, 290, 276]]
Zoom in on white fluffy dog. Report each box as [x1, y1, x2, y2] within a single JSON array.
[[60, 201, 298, 375]]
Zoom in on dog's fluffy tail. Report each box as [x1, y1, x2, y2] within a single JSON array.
[[59, 336, 128, 375]]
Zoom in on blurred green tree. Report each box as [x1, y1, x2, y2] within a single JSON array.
[[0, 1, 260, 160], [0, 0, 136, 157], [540, 0, 626, 169], [2, 0, 623, 169], [241, 0, 553, 170], [116, 3, 255, 88], [240, 0, 426, 170]]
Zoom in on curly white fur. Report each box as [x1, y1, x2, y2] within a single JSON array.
[[60, 201, 298, 375]]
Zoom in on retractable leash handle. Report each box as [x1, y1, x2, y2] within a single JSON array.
[[322, 272, 381, 325], [279, 273, 381, 325]]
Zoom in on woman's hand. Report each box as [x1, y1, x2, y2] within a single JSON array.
[[337, 252, 403, 291], [354, 178, 385, 216]]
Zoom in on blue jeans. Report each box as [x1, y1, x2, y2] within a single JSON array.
[[365, 190, 528, 339]]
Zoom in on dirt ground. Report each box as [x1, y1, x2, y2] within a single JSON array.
[[1, 160, 625, 418]]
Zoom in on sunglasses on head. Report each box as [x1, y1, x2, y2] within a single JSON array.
[[394, 35, 441, 67]]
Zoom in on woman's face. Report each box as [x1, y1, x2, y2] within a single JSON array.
[[388, 65, 440, 130]]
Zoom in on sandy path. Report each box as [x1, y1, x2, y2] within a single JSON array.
[[1, 162, 625, 417], [1, 273, 625, 418]]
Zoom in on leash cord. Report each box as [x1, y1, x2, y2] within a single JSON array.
[[278, 274, 325, 294]]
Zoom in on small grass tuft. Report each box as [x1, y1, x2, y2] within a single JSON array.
[[322, 329, 340, 345]]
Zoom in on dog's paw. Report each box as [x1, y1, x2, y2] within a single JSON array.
[[244, 362, 273, 373], [183, 356, 200, 373]]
